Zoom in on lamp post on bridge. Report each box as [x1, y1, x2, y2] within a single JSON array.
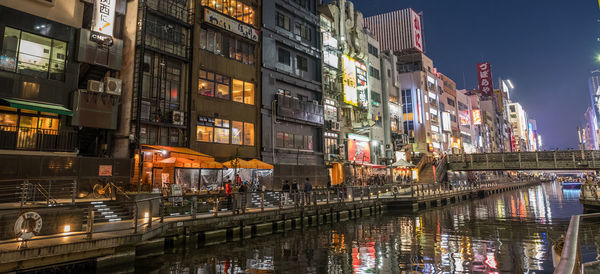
[[578, 127, 585, 160]]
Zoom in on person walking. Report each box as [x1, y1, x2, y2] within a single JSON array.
[[282, 180, 290, 205], [304, 177, 312, 205], [238, 181, 248, 214], [291, 179, 299, 207], [225, 180, 233, 211]]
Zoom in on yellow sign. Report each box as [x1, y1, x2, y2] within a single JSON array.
[[342, 55, 358, 106]]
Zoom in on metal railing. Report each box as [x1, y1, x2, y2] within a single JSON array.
[[448, 150, 600, 170], [0, 126, 77, 152], [553, 212, 600, 274]]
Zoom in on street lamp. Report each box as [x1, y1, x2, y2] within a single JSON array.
[[578, 127, 585, 160]]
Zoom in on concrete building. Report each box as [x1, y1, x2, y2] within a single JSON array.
[[191, 0, 261, 162], [364, 8, 424, 54], [439, 73, 459, 154], [508, 102, 528, 151], [261, 0, 326, 185], [381, 51, 406, 161], [366, 33, 385, 164]]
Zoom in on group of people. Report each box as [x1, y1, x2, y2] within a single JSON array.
[[281, 178, 313, 206]]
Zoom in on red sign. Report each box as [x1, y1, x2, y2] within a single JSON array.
[[472, 109, 481, 125], [348, 139, 371, 163], [99, 165, 112, 176], [477, 62, 493, 96], [410, 9, 423, 52]]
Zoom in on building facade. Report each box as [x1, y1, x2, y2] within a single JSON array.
[[261, 0, 326, 186]]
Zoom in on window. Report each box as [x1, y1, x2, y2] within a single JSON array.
[[1, 27, 67, 81], [196, 126, 213, 142], [447, 98, 455, 107], [199, 69, 254, 104], [214, 118, 230, 144], [243, 122, 254, 145], [243, 82, 254, 105], [296, 56, 308, 71], [284, 133, 293, 148], [369, 66, 380, 80], [294, 134, 303, 149], [198, 70, 217, 97], [371, 91, 381, 106], [277, 12, 290, 31], [198, 28, 255, 65], [368, 43, 379, 57], [276, 132, 284, 147], [215, 74, 230, 99], [278, 48, 290, 65], [401, 89, 413, 113], [202, 0, 255, 25], [232, 121, 243, 145], [510, 105, 516, 112]]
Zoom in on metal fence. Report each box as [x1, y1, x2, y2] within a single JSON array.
[[0, 126, 77, 152]]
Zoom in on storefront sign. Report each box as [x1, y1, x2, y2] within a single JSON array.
[[90, 0, 116, 46], [356, 61, 368, 109], [348, 134, 370, 162], [472, 109, 481, 125], [477, 62, 493, 96], [342, 55, 358, 106], [99, 165, 112, 176], [204, 9, 259, 42], [410, 9, 423, 52]]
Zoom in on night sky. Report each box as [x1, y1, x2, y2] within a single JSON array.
[[352, 0, 599, 150]]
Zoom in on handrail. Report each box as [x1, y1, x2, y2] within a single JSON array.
[[110, 182, 131, 200], [554, 212, 600, 273], [35, 183, 57, 205]]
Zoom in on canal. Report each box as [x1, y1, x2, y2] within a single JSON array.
[[132, 181, 598, 273]]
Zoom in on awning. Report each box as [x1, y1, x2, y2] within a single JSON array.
[[142, 145, 213, 161], [222, 158, 251, 169], [247, 159, 274, 169], [391, 159, 416, 168], [2, 98, 73, 116]]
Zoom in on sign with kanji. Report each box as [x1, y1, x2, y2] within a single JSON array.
[[477, 62, 494, 96]]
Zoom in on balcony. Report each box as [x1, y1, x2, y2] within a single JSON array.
[[276, 94, 324, 125], [0, 126, 77, 152]]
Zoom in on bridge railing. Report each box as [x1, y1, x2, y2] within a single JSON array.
[[449, 151, 600, 170], [554, 212, 600, 274]]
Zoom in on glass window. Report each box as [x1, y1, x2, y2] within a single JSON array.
[[215, 75, 230, 99], [284, 133, 293, 148], [199, 27, 207, 50], [244, 122, 254, 146], [294, 134, 303, 149], [306, 136, 313, 150], [277, 12, 290, 31], [207, 30, 215, 52], [296, 56, 308, 71], [278, 48, 290, 65], [1, 27, 20, 72], [18, 31, 52, 78], [198, 70, 215, 96], [214, 118, 230, 144], [0, 112, 17, 129], [215, 32, 222, 55], [232, 79, 244, 103], [248, 44, 255, 64], [231, 121, 243, 145], [276, 132, 284, 147], [49, 40, 66, 81], [244, 82, 254, 105]]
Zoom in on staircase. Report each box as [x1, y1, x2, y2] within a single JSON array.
[[419, 163, 436, 184], [82, 200, 132, 223]]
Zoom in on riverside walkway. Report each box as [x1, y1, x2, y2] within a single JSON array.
[[0, 178, 546, 272]]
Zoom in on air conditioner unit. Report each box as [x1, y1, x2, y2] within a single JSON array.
[[104, 77, 122, 96], [87, 80, 104, 93], [172, 111, 184, 125]]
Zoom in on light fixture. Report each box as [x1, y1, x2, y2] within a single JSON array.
[[63, 225, 71, 233], [144, 212, 149, 218], [160, 149, 167, 156]]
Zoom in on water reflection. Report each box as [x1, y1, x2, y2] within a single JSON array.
[[135, 181, 587, 273]]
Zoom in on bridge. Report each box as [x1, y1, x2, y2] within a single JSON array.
[[447, 150, 600, 171]]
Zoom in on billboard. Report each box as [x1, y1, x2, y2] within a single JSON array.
[[342, 55, 358, 106], [410, 9, 423, 52], [205, 9, 259, 41], [322, 32, 338, 68], [348, 134, 371, 162], [91, 0, 117, 45], [477, 62, 493, 96], [472, 109, 481, 125], [441, 112, 451, 132], [356, 61, 368, 109], [459, 110, 470, 126]]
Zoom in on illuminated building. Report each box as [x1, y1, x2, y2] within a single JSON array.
[[508, 102, 529, 151]]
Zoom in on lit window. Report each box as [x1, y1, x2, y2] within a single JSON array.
[[214, 119, 229, 144], [196, 126, 213, 142], [232, 79, 244, 103], [244, 82, 254, 105], [231, 121, 243, 145], [243, 122, 254, 146]]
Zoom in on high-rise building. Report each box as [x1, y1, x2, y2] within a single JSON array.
[[584, 106, 599, 150], [364, 8, 424, 54], [262, 0, 326, 185], [438, 73, 459, 154], [366, 33, 385, 164], [381, 51, 406, 160], [508, 102, 528, 151]]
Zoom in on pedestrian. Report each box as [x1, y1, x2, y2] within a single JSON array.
[[304, 177, 312, 205], [282, 180, 290, 205], [238, 181, 248, 214], [235, 174, 242, 186], [225, 180, 233, 210], [291, 179, 299, 206]]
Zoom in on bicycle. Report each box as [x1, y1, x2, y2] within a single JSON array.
[[92, 181, 113, 199]]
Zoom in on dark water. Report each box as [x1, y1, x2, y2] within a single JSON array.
[[134, 181, 598, 273]]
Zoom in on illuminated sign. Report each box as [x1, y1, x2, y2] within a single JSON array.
[[477, 62, 494, 96], [322, 32, 338, 68], [342, 55, 358, 106], [348, 134, 370, 162], [410, 9, 423, 52], [494, 89, 503, 113], [356, 60, 368, 109], [323, 50, 338, 68], [472, 109, 481, 125], [204, 9, 259, 41], [441, 112, 451, 132], [91, 0, 117, 45], [459, 110, 470, 126]]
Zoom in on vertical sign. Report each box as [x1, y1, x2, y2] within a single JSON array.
[[91, 0, 116, 45], [342, 55, 358, 106], [410, 9, 423, 52], [477, 62, 493, 96], [472, 109, 481, 125], [356, 61, 368, 109]]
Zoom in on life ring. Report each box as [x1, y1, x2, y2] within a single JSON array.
[[14, 211, 42, 240]]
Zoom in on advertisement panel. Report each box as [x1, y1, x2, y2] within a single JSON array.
[[323, 32, 338, 68], [204, 9, 259, 41], [342, 55, 358, 106], [494, 89, 503, 113], [441, 112, 451, 132], [472, 109, 481, 125], [477, 62, 493, 96], [356, 61, 368, 109], [348, 134, 370, 162], [91, 0, 117, 45], [459, 110, 470, 126], [409, 9, 423, 52]]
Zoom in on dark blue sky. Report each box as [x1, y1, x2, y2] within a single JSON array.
[[354, 0, 599, 149]]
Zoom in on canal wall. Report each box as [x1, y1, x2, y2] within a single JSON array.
[[0, 179, 547, 272]]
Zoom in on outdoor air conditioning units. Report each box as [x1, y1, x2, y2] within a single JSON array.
[[104, 77, 122, 96], [87, 80, 104, 93], [172, 111, 184, 125]]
